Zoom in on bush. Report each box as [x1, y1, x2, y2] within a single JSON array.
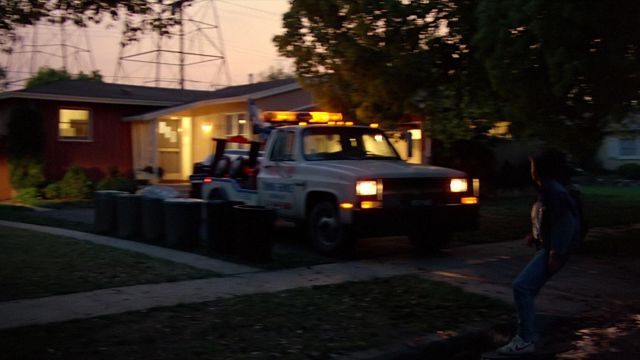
[[43, 182, 63, 199], [617, 163, 640, 180], [15, 187, 42, 205], [96, 167, 137, 193], [9, 158, 45, 190], [58, 165, 93, 199]]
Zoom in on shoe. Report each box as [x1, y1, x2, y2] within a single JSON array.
[[496, 335, 535, 355]]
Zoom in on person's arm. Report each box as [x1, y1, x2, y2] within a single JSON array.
[[540, 185, 576, 270]]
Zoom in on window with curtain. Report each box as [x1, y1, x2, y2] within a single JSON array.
[[59, 108, 91, 141]]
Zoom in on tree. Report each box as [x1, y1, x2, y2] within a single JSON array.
[[25, 67, 103, 88], [0, 1, 192, 52], [474, 0, 640, 166], [7, 104, 45, 189], [258, 66, 295, 81], [274, 0, 501, 146]]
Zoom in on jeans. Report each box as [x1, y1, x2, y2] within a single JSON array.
[[513, 250, 566, 342]]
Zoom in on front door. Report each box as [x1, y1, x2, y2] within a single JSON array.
[[157, 119, 182, 180]]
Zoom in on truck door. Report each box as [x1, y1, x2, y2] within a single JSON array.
[[258, 129, 301, 219]]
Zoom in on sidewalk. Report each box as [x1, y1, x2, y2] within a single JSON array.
[[1, 220, 639, 358]]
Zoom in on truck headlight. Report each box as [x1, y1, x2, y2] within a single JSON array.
[[449, 178, 468, 193], [356, 180, 378, 196]]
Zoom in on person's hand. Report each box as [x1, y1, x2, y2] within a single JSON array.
[[524, 233, 536, 247], [548, 250, 563, 273]]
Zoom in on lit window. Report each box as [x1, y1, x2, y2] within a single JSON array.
[[619, 138, 638, 157], [59, 108, 91, 140]]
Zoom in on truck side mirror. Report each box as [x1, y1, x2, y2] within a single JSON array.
[[403, 131, 413, 160]]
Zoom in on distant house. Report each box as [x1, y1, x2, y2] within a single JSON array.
[[0, 78, 313, 198], [597, 114, 640, 170]]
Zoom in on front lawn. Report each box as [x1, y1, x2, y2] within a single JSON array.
[[0, 275, 512, 360], [0, 226, 217, 301], [454, 185, 640, 244]]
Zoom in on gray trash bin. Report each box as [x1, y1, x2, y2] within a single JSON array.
[[232, 205, 277, 262], [206, 200, 243, 253], [116, 193, 142, 239], [138, 186, 179, 243], [94, 190, 128, 234], [163, 198, 205, 249]]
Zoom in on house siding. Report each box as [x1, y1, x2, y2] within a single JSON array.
[[1, 99, 164, 182]]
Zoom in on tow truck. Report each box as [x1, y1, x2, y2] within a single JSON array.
[[196, 111, 479, 255]]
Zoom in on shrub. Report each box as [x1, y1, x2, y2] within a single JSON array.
[[15, 187, 42, 205], [58, 165, 93, 199], [96, 167, 137, 193], [8, 158, 45, 190], [617, 163, 640, 180], [43, 182, 63, 199]]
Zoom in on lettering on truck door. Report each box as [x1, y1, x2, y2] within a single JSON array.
[[259, 129, 301, 219]]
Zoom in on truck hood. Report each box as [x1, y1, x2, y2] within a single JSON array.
[[302, 160, 466, 179]]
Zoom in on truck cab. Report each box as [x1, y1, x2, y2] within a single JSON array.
[[198, 112, 479, 255]]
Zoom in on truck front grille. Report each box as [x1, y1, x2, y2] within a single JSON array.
[[382, 178, 451, 207]]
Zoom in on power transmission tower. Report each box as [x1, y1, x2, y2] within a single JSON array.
[[1, 15, 96, 90], [114, 0, 231, 89]]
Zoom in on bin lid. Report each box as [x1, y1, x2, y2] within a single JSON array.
[[137, 186, 179, 199], [95, 190, 128, 194], [164, 198, 205, 204], [116, 193, 142, 198]]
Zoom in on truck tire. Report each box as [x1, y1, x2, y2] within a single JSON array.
[[208, 188, 228, 201], [309, 201, 355, 256], [409, 228, 450, 254]]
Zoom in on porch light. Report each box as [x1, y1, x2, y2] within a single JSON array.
[[201, 123, 213, 133]]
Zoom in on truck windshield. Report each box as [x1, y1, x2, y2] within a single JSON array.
[[302, 127, 400, 161]]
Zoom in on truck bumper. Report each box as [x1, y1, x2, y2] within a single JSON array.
[[350, 204, 478, 238]]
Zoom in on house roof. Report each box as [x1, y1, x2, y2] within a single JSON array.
[[0, 78, 300, 107], [122, 78, 303, 121]]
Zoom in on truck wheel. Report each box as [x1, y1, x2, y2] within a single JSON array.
[[309, 201, 355, 256], [208, 188, 228, 201], [409, 228, 450, 254]]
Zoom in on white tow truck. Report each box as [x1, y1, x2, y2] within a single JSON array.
[[198, 111, 479, 255]]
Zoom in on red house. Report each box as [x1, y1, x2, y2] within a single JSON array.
[[0, 78, 312, 198]]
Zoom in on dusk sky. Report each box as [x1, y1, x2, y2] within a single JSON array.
[[1, 0, 292, 90]]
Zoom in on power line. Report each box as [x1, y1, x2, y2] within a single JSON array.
[[217, 0, 282, 17]]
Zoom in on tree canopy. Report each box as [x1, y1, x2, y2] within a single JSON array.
[[25, 67, 103, 88], [0, 1, 192, 53], [274, 0, 500, 145], [275, 0, 640, 165], [474, 0, 640, 164]]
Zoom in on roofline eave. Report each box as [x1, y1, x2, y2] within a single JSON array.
[[123, 82, 302, 122], [0, 92, 179, 107]]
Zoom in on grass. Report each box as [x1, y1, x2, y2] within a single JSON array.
[[454, 185, 640, 244], [0, 226, 217, 301], [0, 203, 94, 233], [0, 275, 512, 360], [582, 227, 640, 259]]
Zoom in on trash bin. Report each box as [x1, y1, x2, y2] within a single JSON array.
[[116, 193, 142, 239], [205, 200, 243, 253], [232, 205, 277, 261], [94, 190, 128, 234], [138, 186, 179, 243], [163, 198, 205, 249]]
